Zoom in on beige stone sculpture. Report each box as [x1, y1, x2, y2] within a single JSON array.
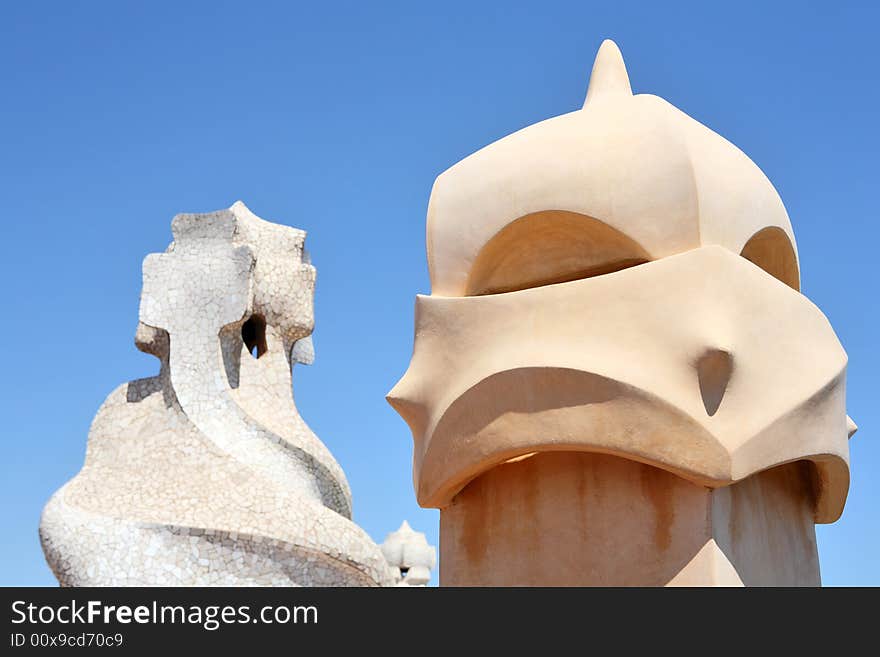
[[41, 202, 393, 586], [388, 40, 856, 586]]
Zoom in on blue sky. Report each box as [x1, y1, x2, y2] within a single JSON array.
[[1, 1, 876, 586]]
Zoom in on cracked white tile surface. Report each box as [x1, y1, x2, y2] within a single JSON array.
[[40, 201, 393, 587]]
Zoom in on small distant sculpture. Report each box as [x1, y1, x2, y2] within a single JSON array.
[[41, 202, 392, 586], [380, 521, 437, 586], [388, 40, 856, 585]]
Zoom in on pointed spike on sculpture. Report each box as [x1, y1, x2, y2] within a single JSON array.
[[385, 386, 428, 442], [583, 39, 632, 106], [385, 382, 407, 415], [847, 415, 858, 439], [386, 379, 418, 421]]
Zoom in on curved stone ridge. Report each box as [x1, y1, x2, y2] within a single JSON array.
[[41, 201, 392, 586]]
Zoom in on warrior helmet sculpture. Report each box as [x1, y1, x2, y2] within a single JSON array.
[[388, 40, 855, 586]]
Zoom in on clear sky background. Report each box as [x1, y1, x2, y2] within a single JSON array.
[[1, 1, 876, 586]]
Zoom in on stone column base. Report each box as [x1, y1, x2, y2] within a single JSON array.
[[440, 452, 819, 586]]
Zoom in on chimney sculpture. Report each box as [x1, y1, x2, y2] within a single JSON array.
[[381, 521, 437, 586], [388, 41, 855, 586], [41, 202, 392, 586]]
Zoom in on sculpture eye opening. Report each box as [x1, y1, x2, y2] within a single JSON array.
[[740, 227, 800, 291], [241, 314, 268, 359], [465, 210, 652, 296]]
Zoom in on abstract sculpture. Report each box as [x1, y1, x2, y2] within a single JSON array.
[[381, 521, 437, 586], [388, 40, 856, 586], [41, 202, 392, 586]]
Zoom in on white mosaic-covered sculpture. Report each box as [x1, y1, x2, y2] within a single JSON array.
[[380, 521, 436, 586], [40, 202, 393, 586]]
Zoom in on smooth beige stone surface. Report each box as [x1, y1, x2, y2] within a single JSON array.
[[390, 39, 854, 586], [440, 453, 819, 587], [426, 40, 801, 297], [390, 246, 849, 522]]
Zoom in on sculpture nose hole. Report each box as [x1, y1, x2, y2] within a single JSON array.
[[697, 349, 732, 417]]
